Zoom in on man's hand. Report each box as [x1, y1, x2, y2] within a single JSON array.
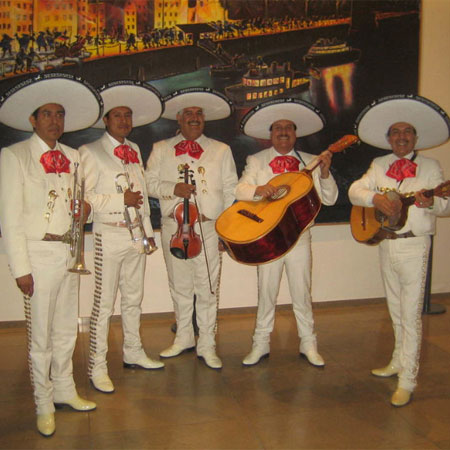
[[255, 183, 278, 199], [415, 190, 433, 208], [318, 150, 332, 179], [373, 193, 402, 217], [124, 189, 143, 209], [16, 274, 34, 298], [82, 201, 91, 223], [174, 182, 195, 199]]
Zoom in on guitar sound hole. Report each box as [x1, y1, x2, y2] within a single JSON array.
[[269, 185, 290, 201]]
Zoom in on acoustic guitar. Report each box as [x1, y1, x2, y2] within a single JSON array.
[[216, 135, 358, 265], [350, 180, 450, 245]]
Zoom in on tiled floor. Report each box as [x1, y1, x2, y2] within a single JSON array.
[[1, 295, 450, 449]]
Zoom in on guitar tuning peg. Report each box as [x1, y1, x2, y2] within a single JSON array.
[[177, 164, 185, 172]]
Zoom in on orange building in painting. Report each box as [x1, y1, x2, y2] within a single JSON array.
[[33, 0, 78, 36], [154, 0, 227, 29], [0, 0, 34, 35]]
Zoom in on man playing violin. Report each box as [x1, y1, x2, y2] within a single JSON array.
[[79, 81, 164, 394], [349, 95, 450, 407], [235, 99, 338, 368], [145, 88, 238, 369], [0, 75, 101, 436]]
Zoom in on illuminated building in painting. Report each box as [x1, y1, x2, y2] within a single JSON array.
[[0, 0, 34, 35], [154, 0, 227, 28], [87, 1, 106, 35], [123, 1, 137, 35], [33, 0, 77, 35]]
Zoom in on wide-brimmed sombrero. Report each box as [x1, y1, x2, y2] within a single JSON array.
[[162, 87, 232, 121], [240, 98, 325, 140], [356, 94, 450, 150], [93, 80, 163, 128], [0, 73, 103, 132]]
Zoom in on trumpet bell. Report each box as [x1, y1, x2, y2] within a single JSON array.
[[68, 263, 91, 275]]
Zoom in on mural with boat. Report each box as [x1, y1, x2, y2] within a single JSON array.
[[0, 0, 420, 223]]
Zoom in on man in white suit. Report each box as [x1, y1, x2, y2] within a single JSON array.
[[79, 81, 164, 394], [349, 95, 450, 407], [145, 88, 238, 369], [235, 99, 338, 367], [0, 74, 102, 436]]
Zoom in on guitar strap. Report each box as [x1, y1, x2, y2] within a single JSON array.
[[397, 151, 417, 189], [293, 148, 307, 168]]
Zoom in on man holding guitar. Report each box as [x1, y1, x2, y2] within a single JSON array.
[[235, 99, 338, 367], [349, 95, 450, 407]]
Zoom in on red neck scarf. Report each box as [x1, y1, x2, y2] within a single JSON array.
[[174, 140, 204, 159], [114, 144, 139, 164], [40, 150, 71, 174], [386, 158, 417, 182], [269, 155, 300, 174]]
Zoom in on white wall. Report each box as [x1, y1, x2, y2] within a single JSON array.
[[0, 0, 449, 322]]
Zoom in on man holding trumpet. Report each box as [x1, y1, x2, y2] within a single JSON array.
[[0, 74, 102, 436], [79, 81, 164, 394]]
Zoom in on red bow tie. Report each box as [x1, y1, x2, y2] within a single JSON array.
[[386, 158, 417, 182], [40, 150, 71, 174], [269, 155, 300, 174], [114, 144, 139, 164], [175, 140, 204, 159]]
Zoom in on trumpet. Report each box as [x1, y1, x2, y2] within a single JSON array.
[[115, 162, 158, 255], [68, 162, 91, 274]]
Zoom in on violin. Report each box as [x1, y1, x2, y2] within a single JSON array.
[[170, 164, 202, 259]]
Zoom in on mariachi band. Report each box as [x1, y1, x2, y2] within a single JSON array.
[[0, 74, 449, 436]]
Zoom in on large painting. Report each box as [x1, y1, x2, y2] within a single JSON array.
[[0, 0, 420, 227]]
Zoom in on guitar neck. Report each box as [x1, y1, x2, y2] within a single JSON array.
[[402, 187, 435, 206]]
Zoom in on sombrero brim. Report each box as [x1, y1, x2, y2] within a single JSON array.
[[93, 80, 163, 128], [162, 88, 232, 120], [241, 99, 325, 140], [356, 95, 450, 150], [0, 73, 102, 132]]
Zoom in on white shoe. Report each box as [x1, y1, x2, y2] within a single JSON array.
[[159, 344, 195, 358], [37, 413, 55, 437], [197, 351, 223, 369], [391, 388, 412, 407], [54, 394, 96, 411], [124, 355, 165, 370], [91, 374, 115, 393], [242, 345, 270, 366], [300, 349, 325, 367], [371, 363, 399, 377]]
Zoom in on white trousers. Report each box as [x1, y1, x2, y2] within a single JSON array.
[[253, 230, 317, 353], [89, 224, 147, 379], [161, 219, 220, 355], [25, 240, 79, 415], [379, 235, 430, 392]]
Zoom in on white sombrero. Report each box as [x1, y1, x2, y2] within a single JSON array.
[[356, 95, 450, 150], [240, 98, 325, 139], [162, 87, 232, 121], [93, 80, 163, 128], [0, 73, 103, 132]]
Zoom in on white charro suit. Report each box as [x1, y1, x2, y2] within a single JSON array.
[[0, 133, 83, 415], [79, 132, 153, 379], [349, 152, 449, 391], [235, 147, 338, 353], [145, 134, 237, 354]]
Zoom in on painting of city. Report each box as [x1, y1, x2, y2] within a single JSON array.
[[0, 0, 420, 225]]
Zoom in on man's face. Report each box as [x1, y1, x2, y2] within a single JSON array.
[[29, 103, 65, 147], [387, 122, 418, 158], [270, 119, 297, 154], [177, 107, 205, 141], [103, 106, 133, 142]]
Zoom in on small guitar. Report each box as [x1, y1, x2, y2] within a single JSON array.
[[350, 180, 450, 245], [216, 135, 359, 265]]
